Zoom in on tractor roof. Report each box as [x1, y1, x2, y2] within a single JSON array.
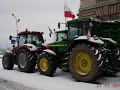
[[18, 29, 44, 36], [67, 17, 101, 24], [101, 20, 120, 24]]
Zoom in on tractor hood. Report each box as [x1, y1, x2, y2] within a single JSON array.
[[48, 41, 67, 47]]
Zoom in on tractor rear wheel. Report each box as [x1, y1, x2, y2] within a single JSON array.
[[105, 48, 120, 76], [114, 48, 120, 70], [69, 44, 103, 82], [37, 52, 57, 77], [17, 49, 36, 73], [2, 53, 14, 70]]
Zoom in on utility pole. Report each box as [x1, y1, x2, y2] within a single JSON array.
[[11, 14, 20, 37], [12, 14, 20, 46]]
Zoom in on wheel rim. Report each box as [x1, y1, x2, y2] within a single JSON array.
[[73, 52, 92, 75], [39, 58, 49, 72], [18, 53, 27, 68]]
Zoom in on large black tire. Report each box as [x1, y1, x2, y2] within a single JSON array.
[[17, 49, 36, 73], [69, 44, 103, 82], [2, 53, 14, 70], [37, 52, 57, 76], [114, 48, 120, 70], [105, 47, 120, 76]]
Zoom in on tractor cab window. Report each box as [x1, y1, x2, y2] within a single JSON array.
[[32, 34, 43, 46], [18, 35, 26, 46], [68, 21, 95, 41], [27, 34, 32, 43], [82, 21, 91, 35], [92, 21, 101, 36], [81, 21, 98, 36], [68, 23, 79, 41], [57, 32, 67, 41]]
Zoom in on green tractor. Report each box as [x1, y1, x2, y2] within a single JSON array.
[[37, 17, 120, 82], [2, 29, 48, 73]]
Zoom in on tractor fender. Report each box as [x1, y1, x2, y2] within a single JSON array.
[[68, 36, 104, 51], [100, 37, 117, 44], [75, 36, 104, 44], [43, 49, 57, 56], [21, 44, 38, 51]]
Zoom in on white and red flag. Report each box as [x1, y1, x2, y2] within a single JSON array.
[[64, 5, 75, 19]]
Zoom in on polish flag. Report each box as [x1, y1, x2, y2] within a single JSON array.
[[64, 5, 75, 19]]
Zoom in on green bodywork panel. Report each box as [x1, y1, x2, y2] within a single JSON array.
[[101, 20, 120, 47], [48, 40, 67, 66], [48, 41, 67, 55]]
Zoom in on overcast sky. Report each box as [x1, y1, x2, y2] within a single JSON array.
[[0, 0, 80, 48]]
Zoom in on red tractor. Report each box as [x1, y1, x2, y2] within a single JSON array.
[[2, 29, 49, 73]]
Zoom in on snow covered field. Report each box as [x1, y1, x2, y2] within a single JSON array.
[[0, 58, 120, 90]]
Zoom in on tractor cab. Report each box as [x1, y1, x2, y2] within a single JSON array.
[[55, 30, 67, 41], [9, 29, 45, 59], [17, 30, 44, 46], [67, 17, 101, 41], [9, 29, 44, 47]]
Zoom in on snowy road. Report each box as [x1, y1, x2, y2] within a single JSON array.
[[0, 77, 35, 90], [0, 58, 120, 90]]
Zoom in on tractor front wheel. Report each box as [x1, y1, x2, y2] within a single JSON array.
[[2, 53, 14, 70], [37, 52, 57, 77]]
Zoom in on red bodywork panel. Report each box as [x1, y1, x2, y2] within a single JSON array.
[[12, 45, 34, 55], [18, 29, 44, 36], [12, 46, 20, 55], [12, 45, 48, 55]]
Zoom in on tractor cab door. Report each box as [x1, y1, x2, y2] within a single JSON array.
[[68, 22, 86, 41], [18, 34, 27, 46]]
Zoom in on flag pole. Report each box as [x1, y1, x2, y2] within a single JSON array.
[[64, 0, 67, 30]]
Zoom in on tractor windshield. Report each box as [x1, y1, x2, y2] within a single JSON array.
[[18, 34, 44, 46], [68, 23, 79, 41], [57, 32, 67, 41], [68, 22, 88, 40]]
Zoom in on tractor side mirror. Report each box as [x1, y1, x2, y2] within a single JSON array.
[[9, 35, 12, 40], [58, 22, 60, 29]]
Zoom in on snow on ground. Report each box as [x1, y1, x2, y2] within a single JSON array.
[[0, 55, 3, 58], [0, 58, 120, 90]]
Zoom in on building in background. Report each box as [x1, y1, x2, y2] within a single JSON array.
[[78, 0, 120, 21]]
